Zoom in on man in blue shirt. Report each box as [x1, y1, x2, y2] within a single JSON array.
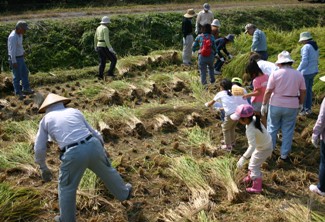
[[245, 24, 268, 61]]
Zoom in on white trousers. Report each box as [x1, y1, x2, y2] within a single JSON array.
[[182, 34, 194, 64], [248, 148, 273, 179]]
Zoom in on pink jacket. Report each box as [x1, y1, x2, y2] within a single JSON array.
[[313, 98, 325, 141]]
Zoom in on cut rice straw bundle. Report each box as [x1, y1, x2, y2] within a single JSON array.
[[206, 156, 239, 202], [281, 200, 325, 222], [162, 193, 212, 222], [170, 156, 214, 196]]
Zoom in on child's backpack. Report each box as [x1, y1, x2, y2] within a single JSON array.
[[200, 34, 212, 57]]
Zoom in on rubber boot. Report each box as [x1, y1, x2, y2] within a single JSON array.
[[243, 171, 251, 184], [246, 177, 262, 193]]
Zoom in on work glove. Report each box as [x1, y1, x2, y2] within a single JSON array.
[[219, 57, 225, 62], [40, 166, 52, 182], [204, 102, 209, 107], [261, 104, 268, 116], [237, 156, 246, 169], [228, 54, 233, 59], [311, 134, 320, 148], [108, 47, 116, 55]]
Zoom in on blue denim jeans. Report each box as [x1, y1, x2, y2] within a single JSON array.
[[267, 105, 299, 157], [10, 57, 30, 95], [318, 140, 325, 192], [198, 54, 215, 85], [303, 73, 317, 111], [59, 137, 129, 222], [214, 58, 224, 72]]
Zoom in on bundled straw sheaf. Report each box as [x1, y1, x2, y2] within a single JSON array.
[[281, 200, 325, 222]]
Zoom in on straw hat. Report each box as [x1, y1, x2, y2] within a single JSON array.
[[100, 16, 111, 24], [275, 51, 295, 64], [320, 76, 325, 82], [211, 19, 221, 27], [38, 93, 71, 113], [298, 32, 312, 42], [184, 9, 196, 18]]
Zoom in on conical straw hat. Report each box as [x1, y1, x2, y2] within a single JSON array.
[[38, 93, 71, 113]]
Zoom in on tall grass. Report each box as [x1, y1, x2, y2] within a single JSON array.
[[281, 200, 325, 222], [0, 143, 35, 170], [189, 75, 214, 104], [78, 169, 101, 209], [3, 120, 39, 143], [0, 183, 42, 221], [185, 125, 214, 149]]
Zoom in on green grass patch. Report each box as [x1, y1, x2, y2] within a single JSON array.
[[78, 85, 103, 98], [185, 125, 214, 149], [0, 143, 35, 170]]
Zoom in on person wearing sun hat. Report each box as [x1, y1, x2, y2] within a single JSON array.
[[7, 20, 34, 100], [231, 104, 273, 193], [211, 19, 221, 39], [195, 3, 214, 34], [309, 75, 325, 197], [261, 51, 306, 163], [94, 16, 117, 79], [297, 31, 319, 116], [182, 9, 196, 66], [34, 93, 132, 222], [244, 23, 268, 61]]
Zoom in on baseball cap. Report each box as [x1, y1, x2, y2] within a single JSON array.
[[16, 21, 29, 30], [230, 104, 254, 121], [231, 77, 243, 86]]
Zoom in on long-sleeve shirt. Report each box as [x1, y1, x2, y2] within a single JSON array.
[[7, 30, 24, 64], [195, 10, 214, 33], [34, 103, 104, 168], [192, 33, 216, 55], [297, 40, 319, 75], [251, 29, 267, 52], [313, 97, 325, 141], [94, 24, 112, 50], [243, 117, 273, 159], [182, 17, 193, 38], [215, 37, 229, 58]]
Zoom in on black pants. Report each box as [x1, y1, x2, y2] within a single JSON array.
[[97, 47, 117, 78]]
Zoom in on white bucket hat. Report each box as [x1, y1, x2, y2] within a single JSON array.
[[38, 93, 71, 113], [298, 31, 312, 42], [211, 19, 221, 27], [275, 51, 295, 64], [184, 9, 196, 18], [100, 16, 111, 24]]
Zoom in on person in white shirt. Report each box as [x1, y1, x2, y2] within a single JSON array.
[[195, 3, 214, 34], [34, 93, 132, 222], [250, 52, 278, 76], [231, 104, 273, 193]]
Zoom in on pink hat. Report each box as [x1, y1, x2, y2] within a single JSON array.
[[230, 104, 254, 121]]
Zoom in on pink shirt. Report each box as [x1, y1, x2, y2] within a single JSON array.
[[252, 74, 268, 103], [267, 67, 306, 108]]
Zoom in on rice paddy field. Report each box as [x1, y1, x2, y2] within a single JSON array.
[[0, 1, 325, 221]]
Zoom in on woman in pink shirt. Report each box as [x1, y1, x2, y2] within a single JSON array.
[[261, 51, 306, 162], [243, 60, 268, 126]]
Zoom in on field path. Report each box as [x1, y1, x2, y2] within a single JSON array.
[[0, 0, 315, 23]]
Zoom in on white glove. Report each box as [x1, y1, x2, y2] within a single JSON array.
[[228, 54, 233, 59], [220, 57, 225, 62], [237, 156, 246, 169], [204, 102, 209, 107], [108, 47, 116, 54], [312, 134, 319, 148], [261, 104, 268, 116], [40, 166, 52, 182]]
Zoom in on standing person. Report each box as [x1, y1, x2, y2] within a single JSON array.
[[214, 34, 235, 75], [182, 9, 196, 66], [261, 51, 306, 162], [192, 23, 216, 85], [243, 60, 269, 127], [7, 20, 34, 100], [245, 24, 268, 61], [309, 75, 325, 197], [297, 32, 319, 116], [205, 79, 238, 150], [211, 19, 221, 39], [94, 16, 117, 80], [231, 104, 273, 193], [195, 3, 214, 34], [249, 52, 278, 76], [34, 93, 132, 222]]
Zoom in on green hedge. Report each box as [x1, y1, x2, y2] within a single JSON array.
[[0, 6, 324, 72]]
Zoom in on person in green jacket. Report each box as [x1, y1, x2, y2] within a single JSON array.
[[94, 16, 117, 79]]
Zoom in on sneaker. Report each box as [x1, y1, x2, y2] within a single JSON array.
[[17, 94, 26, 100], [54, 215, 61, 222], [309, 184, 325, 196], [305, 109, 312, 115], [220, 144, 232, 151], [125, 183, 133, 200], [299, 110, 306, 116], [22, 89, 35, 95], [214, 70, 221, 75]]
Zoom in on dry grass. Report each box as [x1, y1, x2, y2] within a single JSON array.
[[281, 200, 325, 222]]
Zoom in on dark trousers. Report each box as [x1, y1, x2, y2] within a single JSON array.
[[256, 51, 268, 61], [319, 140, 325, 192], [214, 58, 224, 71], [97, 47, 117, 78]]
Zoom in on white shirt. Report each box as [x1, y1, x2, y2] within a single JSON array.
[[195, 10, 214, 32], [213, 90, 237, 116], [243, 117, 273, 158], [34, 103, 103, 168], [257, 60, 278, 76], [7, 30, 25, 64]]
